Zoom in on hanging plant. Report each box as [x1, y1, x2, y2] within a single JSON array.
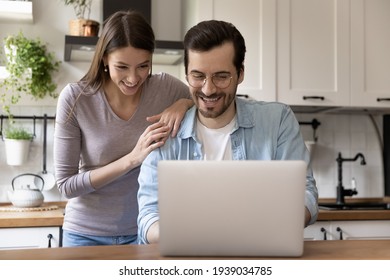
[[3, 125, 34, 166], [4, 126, 33, 140], [0, 31, 61, 116]]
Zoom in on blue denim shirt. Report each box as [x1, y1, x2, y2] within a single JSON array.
[[137, 98, 319, 244]]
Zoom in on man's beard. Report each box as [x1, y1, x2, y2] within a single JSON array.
[[195, 91, 235, 119]]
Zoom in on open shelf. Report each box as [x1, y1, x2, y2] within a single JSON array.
[[64, 35, 184, 64], [64, 35, 99, 62]]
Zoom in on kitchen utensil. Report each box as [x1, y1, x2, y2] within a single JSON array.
[[304, 141, 316, 162], [8, 173, 45, 207], [35, 114, 56, 191]]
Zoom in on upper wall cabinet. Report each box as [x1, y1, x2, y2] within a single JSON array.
[[277, 0, 350, 107], [183, 0, 276, 102], [0, 0, 33, 23], [350, 0, 390, 108], [277, 0, 390, 109]]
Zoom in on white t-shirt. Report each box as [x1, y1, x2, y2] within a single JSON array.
[[196, 116, 236, 160]]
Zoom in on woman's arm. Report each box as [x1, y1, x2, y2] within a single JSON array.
[[90, 98, 193, 189], [89, 122, 169, 189], [146, 98, 194, 138]]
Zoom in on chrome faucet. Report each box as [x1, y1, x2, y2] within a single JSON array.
[[336, 152, 366, 204]]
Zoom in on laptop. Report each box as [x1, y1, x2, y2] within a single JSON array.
[[157, 160, 307, 257]]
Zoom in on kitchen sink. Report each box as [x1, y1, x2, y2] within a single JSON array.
[[319, 202, 390, 210]]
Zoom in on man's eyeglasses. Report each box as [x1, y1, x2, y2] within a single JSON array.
[[186, 73, 233, 89]]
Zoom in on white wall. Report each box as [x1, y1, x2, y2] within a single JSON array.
[[0, 0, 386, 204]]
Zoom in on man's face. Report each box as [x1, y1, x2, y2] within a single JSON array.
[[186, 42, 244, 125]]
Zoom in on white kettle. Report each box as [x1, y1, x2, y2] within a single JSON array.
[[8, 173, 45, 208]]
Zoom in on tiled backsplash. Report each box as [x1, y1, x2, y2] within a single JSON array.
[[298, 113, 384, 198], [0, 106, 385, 203]]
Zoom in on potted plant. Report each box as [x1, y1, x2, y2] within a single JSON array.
[[0, 31, 61, 116], [3, 125, 33, 166], [62, 0, 99, 36]]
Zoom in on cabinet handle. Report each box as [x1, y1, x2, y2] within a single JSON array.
[[336, 227, 343, 240], [320, 227, 327, 240], [47, 234, 53, 248], [303, 96, 325, 101], [377, 98, 390, 102]]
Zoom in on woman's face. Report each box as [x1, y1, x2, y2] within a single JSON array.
[[104, 46, 152, 97]]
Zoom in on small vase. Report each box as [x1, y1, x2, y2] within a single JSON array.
[[83, 20, 100, 36], [4, 139, 31, 166], [69, 18, 87, 36]]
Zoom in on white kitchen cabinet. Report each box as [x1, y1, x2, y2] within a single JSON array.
[[304, 221, 331, 241], [277, 0, 350, 107], [278, 0, 390, 109], [333, 221, 390, 240], [183, 0, 276, 101], [0, 227, 61, 250], [350, 0, 390, 108], [305, 220, 390, 241]]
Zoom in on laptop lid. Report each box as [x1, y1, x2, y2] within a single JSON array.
[[158, 160, 307, 257]]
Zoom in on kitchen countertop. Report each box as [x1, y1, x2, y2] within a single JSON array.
[[318, 209, 390, 220], [317, 197, 390, 221], [0, 202, 65, 228], [0, 240, 389, 259]]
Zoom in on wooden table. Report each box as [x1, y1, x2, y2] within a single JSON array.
[[1, 199, 390, 229], [0, 240, 389, 260]]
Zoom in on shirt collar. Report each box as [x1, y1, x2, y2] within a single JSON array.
[[177, 97, 255, 139]]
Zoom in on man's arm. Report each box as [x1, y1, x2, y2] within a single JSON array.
[[305, 207, 311, 227], [146, 221, 160, 244], [137, 150, 161, 244]]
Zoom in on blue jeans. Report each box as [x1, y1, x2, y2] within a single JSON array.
[[62, 230, 138, 247]]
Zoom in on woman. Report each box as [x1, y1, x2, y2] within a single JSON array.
[[54, 10, 192, 246]]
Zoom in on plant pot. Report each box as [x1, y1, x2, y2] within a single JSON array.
[[69, 19, 99, 36], [69, 18, 87, 36], [3, 45, 32, 77], [83, 20, 100, 36], [4, 139, 31, 166], [4, 44, 16, 63]]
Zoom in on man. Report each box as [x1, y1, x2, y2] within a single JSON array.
[[137, 20, 318, 244]]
